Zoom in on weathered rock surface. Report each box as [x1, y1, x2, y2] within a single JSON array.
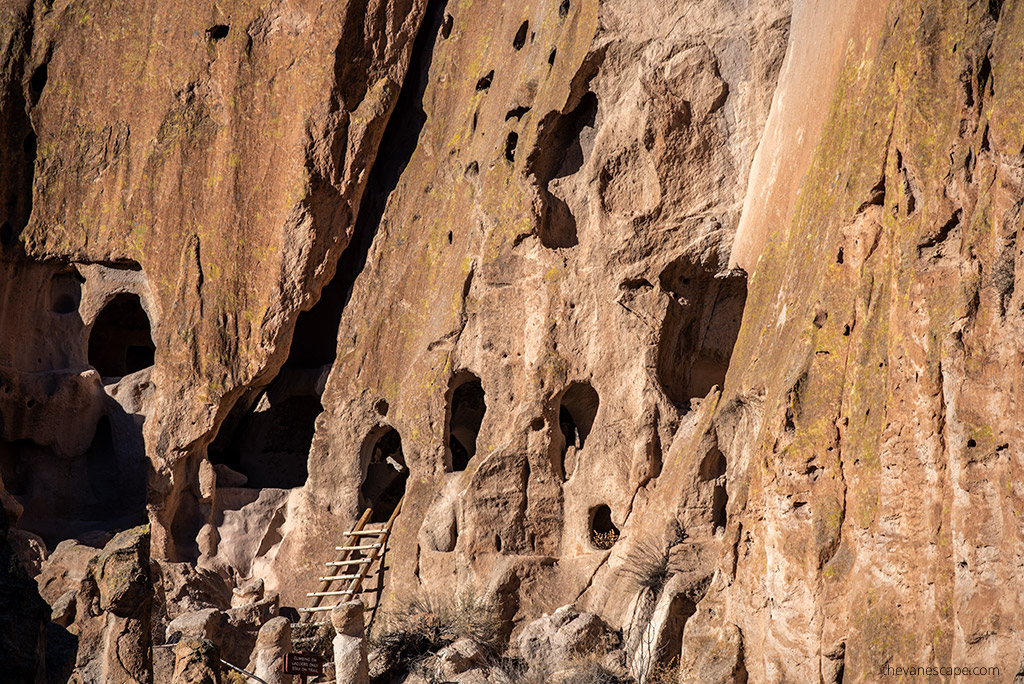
[[3, 0, 1024, 681]]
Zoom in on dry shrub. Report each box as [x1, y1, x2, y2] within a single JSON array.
[[592, 529, 620, 550], [369, 591, 503, 683]]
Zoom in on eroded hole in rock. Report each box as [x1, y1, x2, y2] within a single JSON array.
[[207, 24, 230, 40], [476, 70, 494, 91], [441, 13, 453, 38], [698, 446, 726, 481], [559, 0, 570, 19], [513, 21, 529, 50], [361, 427, 408, 523], [526, 91, 598, 248], [88, 293, 155, 379], [505, 105, 531, 120], [446, 372, 486, 471], [548, 49, 556, 66], [3, 416, 147, 548], [712, 484, 728, 531], [50, 270, 84, 315], [504, 131, 518, 162], [29, 63, 47, 105], [208, 380, 322, 489], [656, 258, 747, 409], [590, 504, 619, 549], [557, 381, 599, 480]]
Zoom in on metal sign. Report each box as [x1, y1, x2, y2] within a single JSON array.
[[284, 652, 323, 676]]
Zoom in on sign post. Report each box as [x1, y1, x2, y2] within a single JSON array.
[[284, 651, 323, 684]]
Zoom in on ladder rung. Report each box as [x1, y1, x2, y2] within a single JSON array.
[[317, 574, 361, 582], [306, 590, 355, 597], [343, 529, 387, 537], [325, 559, 373, 567], [335, 544, 382, 551], [300, 605, 340, 613]]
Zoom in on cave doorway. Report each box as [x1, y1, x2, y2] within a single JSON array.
[[361, 427, 408, 523], [557, 381, 599, 480], [590, 504, 619, 550], [446, 372, 486, 471], [208, 388, 321, 490], [88, 293, 155, 379]]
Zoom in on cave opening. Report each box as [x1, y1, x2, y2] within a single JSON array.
[[712, 484, 728, 532], [590, 504, 619, 550], [446, 372, 486, 471], [88, 293, 155, 379], [557, 381, 599, 480], [361, 427, 408, 523], [526, 91, 598, 248], [208, 385, 321, 490], [656, 258, 747, 409], [50, 270, 84, 315]]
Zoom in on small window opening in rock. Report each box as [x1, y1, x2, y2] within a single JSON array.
[[967, 438, 977, 448], [476, 70, 494, 91], [813, 309, 828, 328], [513, 21, 528, 50], [504, 131, 518, 162], [548, 49, 557, 66], [361, 427, 408, 523], [52, 295, 76, 314], [559, 0, 570, 19], [590, 504, 619, 549], [441, 13, 454, 38], [836, 247, 844, 264], [698, 446, 726, 481], [505, 105, 531, 120], [0, 221, 12, 246], [375, 399, 390, 416], [88, 293, 155, 379], [495, 534, 502, 552], [207, 24, 230, 41], [446, 372, 486, 471], [712, 484, 728, 531], [557, 381, 599, 480]]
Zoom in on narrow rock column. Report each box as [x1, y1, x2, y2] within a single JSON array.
[[331, 601, 368, 684], [253, 616, 293, 684]]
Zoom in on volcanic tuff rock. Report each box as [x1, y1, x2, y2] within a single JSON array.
[[2, 0, 1024, 681]]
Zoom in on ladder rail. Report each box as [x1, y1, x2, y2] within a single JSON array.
[[345, 496, 404, 597], [302, 506, 372, 621]]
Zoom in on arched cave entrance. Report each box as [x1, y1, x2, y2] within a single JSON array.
[[361, 427, 408, 523], [88, 293, 155, 379], [446, 372, 486, 471], [557, 381, 599, 480], [590, 503, 619, 550], [208, 388, 321, 490]]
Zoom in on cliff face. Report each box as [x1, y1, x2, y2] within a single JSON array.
[[1, 0, 1022, 681]]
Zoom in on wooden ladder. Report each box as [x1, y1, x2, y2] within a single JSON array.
[[299, 496, 404, 621]]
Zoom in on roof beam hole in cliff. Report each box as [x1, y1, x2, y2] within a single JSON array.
[[513, 21, 528, 50], [558, 381, 599, 480], [207, 25, 229, 41], [590, 504, 619, 550], [361, 427, 407, 523], [446, 372, 486, 471], [88, 293, 155, 379]]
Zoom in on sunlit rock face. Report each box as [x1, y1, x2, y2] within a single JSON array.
[[3, 0, 1023, 681]]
